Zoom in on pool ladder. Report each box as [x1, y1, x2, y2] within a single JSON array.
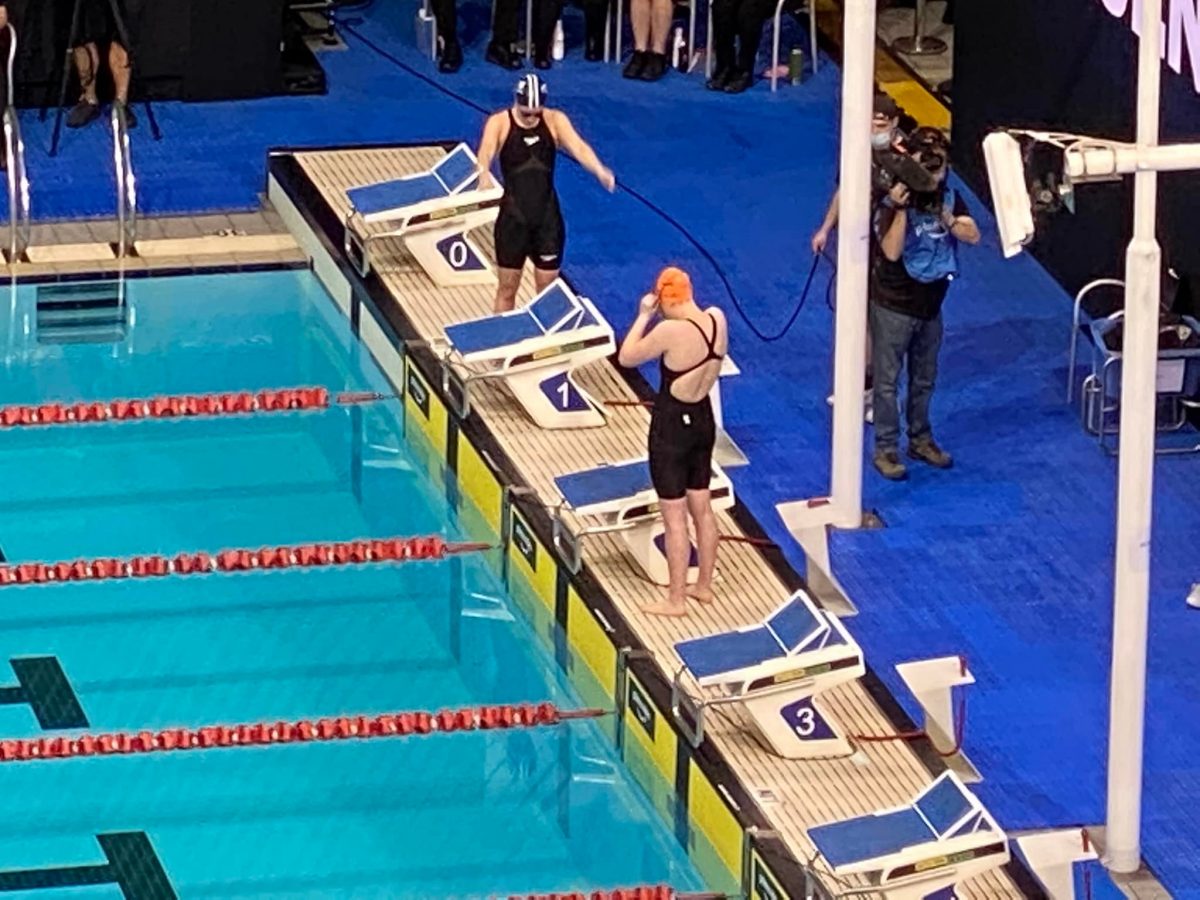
[[112, 101, 138, 258], [3, 24, 30, 265]]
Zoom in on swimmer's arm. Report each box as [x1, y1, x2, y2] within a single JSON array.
[[548, 112, 616, 192], [476, 114, 503, 189], [618, 310, 670, 368]]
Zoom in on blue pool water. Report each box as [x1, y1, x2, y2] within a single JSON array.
[[0, 269, 706, 898]]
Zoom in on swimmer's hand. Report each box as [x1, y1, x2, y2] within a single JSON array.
[[639, 292, 660, 315], [598, 167, 617, 193]]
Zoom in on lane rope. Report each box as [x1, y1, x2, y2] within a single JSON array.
[[0, 386, 389, 430], [0, 703, 607, 764], [0, 536, 492, 588]]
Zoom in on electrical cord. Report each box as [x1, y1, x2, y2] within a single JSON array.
[[339, 22, 837, 343]]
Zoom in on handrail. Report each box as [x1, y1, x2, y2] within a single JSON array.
[[3, 24, 30, 264], [111, 102, 137, 258]]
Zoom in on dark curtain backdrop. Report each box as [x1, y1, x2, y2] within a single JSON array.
[[952, 0, 1200, 294], [7, 0, 282, 106]]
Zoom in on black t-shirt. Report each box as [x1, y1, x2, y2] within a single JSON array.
[[870, 189, 969, 321]]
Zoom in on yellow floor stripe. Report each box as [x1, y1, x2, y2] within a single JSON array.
[[815, 0, 951, 131]]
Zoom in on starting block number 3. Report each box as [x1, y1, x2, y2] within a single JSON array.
[[436, 234, 486, 273], [780, 697, 836, 742], [540, 372, 591, 413]]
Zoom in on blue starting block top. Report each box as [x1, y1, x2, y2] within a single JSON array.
[[433, 145, 478, 192], [446, 312, 546, 356], [348, 173, 446, 218], [676, 627, 786, 680], [556, 460, 653, 509], [810, 808, 935, 868]]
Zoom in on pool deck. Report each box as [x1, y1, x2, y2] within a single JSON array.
[[274, 142, 1031, 900]]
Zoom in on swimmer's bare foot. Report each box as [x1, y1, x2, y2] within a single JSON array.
[[687, 587, 715, 605], [644, 600, 689, 618]]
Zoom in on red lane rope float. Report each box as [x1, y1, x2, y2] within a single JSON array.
[[0, 704, 607, 765], [0, 387, 392, 430], [506, 892, 702, 900], [0, 536, 493, 588]]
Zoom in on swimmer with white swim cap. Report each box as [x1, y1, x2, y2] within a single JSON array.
[[476, 74, 616, 313]]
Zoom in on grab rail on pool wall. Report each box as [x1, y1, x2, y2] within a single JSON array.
[[112, 101, 137, 258], [3, 24, 30, 265]]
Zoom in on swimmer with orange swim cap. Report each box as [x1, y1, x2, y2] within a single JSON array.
[[618, 267, 729, 617]]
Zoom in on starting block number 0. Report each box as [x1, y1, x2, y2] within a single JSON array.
[[435, 234, 485, 272]]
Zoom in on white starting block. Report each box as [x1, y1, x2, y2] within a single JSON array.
[[551, 456, 734, 583], [710, 355, 749, 468], [670, 588, 864, 758], [808, 771, 1010, 900], [343, 143, 503, 285], [1015, 830, 1121, 900], [896, 656, 980, 783], [439, 279, 615, 429]]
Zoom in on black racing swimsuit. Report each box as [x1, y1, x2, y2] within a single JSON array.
[[494, 110, 565, 271], [648, 314, 724, 500]]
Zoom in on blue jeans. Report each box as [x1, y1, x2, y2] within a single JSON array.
[[870, 301, 943, 452]]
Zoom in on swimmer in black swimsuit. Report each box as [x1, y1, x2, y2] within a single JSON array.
[[618, 267, 728, 618], [476, 75, 616, 313]]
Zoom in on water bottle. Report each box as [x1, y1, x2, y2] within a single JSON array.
[[552, 20, 565, 60], [788, 47, 804, 85], [672, 26, 687, 71]]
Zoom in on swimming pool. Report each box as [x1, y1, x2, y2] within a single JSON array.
[[0, 268, 707, 898]]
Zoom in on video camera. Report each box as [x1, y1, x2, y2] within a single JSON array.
[[875, 126, 951, 212]]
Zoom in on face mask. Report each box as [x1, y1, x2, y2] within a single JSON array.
[[871, 130, 893, 150]]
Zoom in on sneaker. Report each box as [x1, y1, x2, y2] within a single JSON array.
[[638, 52, 667, 81], [439, 41, 463, 73], [622, 50, 648, 78], [486, 42, 522, 70], [907, 438, 953, 469], [66, 99, 100, 129], [873, 449, 908, 481], [1188, 583, 1200, 609]]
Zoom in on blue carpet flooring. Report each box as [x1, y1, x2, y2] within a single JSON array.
[[10, 4, 1200, 894]]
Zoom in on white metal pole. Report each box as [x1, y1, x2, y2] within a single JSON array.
[[828, 0, 875, 529], [1105, 0, 1162, 874]]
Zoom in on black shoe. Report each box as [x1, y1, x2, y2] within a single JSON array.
[[723, 70, 753, 93], [585, 35, 604, 61], [122, 104, 138, 129], [439, 41, 463, 73], [622, 50, 648, 78], [66, 99, 100, 129], [486, 42, 522, 69], [533, 53, 551, 70], [638, 52, 667, 80], [706, 67, 732, 90]]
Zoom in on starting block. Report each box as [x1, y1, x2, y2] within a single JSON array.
[[670, 588, 864, 758], [809, 771, 1010, 900], [343, 143, 503, 286], [439, 279, 615, 429], [896, 656, 979, 783], [551, 456, 733, 583]]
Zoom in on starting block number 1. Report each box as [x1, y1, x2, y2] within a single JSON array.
[[540, 372, 591, 413], [436, 234, 486, 273]]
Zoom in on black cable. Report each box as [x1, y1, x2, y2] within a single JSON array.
[[339, 22, 831, 343]]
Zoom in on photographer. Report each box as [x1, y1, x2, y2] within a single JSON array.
[[870, 127, 980, 481]]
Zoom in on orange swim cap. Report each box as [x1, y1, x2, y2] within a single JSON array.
[[656, 266, 693, 307]]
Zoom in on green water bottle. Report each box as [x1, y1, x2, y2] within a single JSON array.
[[788, 48, 804, 85]]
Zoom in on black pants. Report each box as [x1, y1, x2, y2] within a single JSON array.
[[710, 0, 774, 73], [432, 0, 608, 54]]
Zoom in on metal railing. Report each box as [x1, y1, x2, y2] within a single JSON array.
[[111, 102, 138, 258], [3, 24, 30, 264]]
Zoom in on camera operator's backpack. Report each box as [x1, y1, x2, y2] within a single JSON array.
[[902, 189, 960, 284]]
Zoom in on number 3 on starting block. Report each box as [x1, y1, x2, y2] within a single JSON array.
[[779, 697, 836, 742], [436, 234, 486, 273]]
